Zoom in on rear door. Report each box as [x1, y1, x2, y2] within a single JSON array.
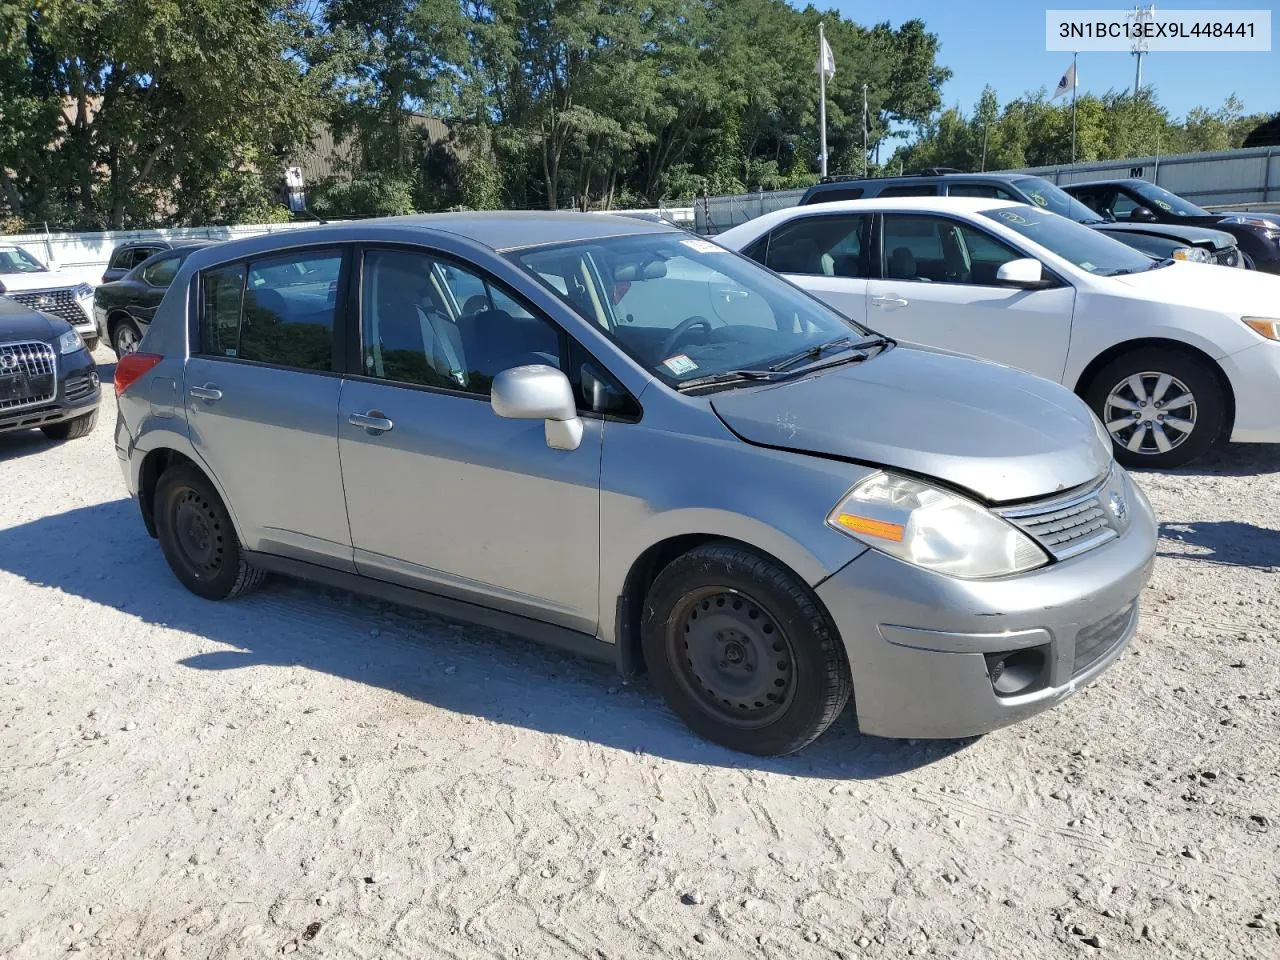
[[134, 253, 184, 330], [184, 247, 354, 569], [866, 212, 1075, 381], [754, 213, 873, 325]]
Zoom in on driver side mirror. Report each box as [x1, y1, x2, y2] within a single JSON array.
[[491, 364, 584, 451], [996, 258, 1050, 290], [1129, 206, 1158, 223]]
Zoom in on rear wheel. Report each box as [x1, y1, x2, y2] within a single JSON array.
[[41, 410, 98, 441], [1085, 347, 1226, 469], [154, 463, 266, 601], [641, 542, 851, 756], [111, 319, 142, 356]]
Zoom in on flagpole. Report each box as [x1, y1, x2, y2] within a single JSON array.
[[1070, 51, 1078, 164], [818, 22, 828, 178], [862, 84, 868, 178]]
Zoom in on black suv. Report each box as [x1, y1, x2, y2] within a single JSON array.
[[1062, 179, 1280, 274], [801, 173, 1247, 268], [0, 297, 100, 440]]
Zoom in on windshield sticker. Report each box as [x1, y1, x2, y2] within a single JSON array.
[[1080, 262, 1096, 272], [680, 238, 727, 255], [1029, 192, 1048, 207], [1154, 200, 1172, 211], [997, 210, 1035, 226], [662, 354, 698, 375]]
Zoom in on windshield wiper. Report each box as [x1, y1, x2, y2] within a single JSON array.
[[675, 369, 784, 391], [769, 337, 855, 372]]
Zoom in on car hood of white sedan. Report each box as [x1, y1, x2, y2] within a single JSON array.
[[710, 345, 1112, 504], [1107, 261, 1280, 315]]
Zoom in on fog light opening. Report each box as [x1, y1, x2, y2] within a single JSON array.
[[984, 648, 1047, 697]]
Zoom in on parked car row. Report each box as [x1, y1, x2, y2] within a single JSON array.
[[799, 171, 1256, 269]]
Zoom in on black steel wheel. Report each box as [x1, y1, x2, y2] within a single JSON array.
[[154, 463, 265, 601], [641, 542, 851, 755]]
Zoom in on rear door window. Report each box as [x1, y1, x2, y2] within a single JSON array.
[[764, 215, 871, 278], [878, 184, 939, 198], [239, 251, 343, 371], [199, 264, 247, 357], [947, 184, 1019, 201], [141, 255, 181, 288]]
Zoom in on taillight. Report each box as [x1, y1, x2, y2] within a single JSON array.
[[115, 352, 164, 397]]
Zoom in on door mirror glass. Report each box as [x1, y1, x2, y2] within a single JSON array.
[[995, 258, 1046, 288], [491, 364, 583, 450]]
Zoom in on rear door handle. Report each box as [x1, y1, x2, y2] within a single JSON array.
[[189, 384, 222, 402], [871, 295, 909, 309], [348, 411, 394, 434]]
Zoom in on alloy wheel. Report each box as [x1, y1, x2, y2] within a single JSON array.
[[1103, 371, 1197, 456], [114, 325, 140, 355]]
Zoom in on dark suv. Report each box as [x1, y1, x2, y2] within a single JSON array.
[[801, 173, 1247, 268], [0, 297, 100, 440], [1062, 179, 1280, 274]]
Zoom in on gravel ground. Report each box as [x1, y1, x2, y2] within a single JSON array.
[[2, 352, 1278, 959]]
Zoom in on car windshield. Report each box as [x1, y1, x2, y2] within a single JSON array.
[[1013, 177, 1100, 223], [1130, 182, 1209, 217], [981, 205, 1160, 276], [0, 247, 48, 274], [511, 232, 873, 386]]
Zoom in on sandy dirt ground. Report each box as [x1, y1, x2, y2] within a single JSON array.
[[2, 351, 1278, 959]]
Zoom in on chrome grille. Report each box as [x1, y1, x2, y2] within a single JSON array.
[[6, 289, 90, 327], [1213, 247, 1241, 268], [1074, 602, 1136, 675], [998, 473, 1119, 561], [0, 340, 57, 411]]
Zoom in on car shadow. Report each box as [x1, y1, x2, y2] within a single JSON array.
[[1158, 520, 1280, 569], [0, 429, 58, 463], [0, 500, 970, 779], [1136, 442, 1280, 479]]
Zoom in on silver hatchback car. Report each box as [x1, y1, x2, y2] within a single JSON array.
[[115, 213, 1157, 755]]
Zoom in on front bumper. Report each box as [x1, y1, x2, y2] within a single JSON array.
[[0, 348, 100, 435], [1221, 339, 1280, 443], [816, 473, 1157, 739]]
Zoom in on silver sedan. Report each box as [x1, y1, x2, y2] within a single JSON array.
[[113, 212, 1156, 755]]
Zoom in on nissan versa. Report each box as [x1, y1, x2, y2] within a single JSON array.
[[114, 213, 1157, 755]]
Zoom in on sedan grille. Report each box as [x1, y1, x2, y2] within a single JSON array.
[[1213, 247, 1241, 268], [1073, 602, 1137, 675], [0, 340, 57, 411], [997, 473, 1119, 561], [5, 289, 90, 327]]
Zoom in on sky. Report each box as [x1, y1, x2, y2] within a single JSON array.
[[803, 0, 1279, 122]]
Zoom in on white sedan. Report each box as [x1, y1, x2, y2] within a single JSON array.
[[716, 197, 1280, 468]]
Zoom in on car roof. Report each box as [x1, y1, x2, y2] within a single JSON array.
[[717, 197, 1025, 245], [811, 172, 1038, 190], [1062, 178, 1146, 189], [177, 211, 674, 270]]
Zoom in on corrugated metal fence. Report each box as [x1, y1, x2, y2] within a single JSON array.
[[694, 145, 1280, 234]]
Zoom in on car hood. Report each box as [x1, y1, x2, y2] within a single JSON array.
[[0, 269, 83, 293], [1215, 211, 1280, 229], [1092, 222, 1236, 250], [0, 298, 58, 340], [709, 346, 1111, 504], [1108, 260, 1280, 314]]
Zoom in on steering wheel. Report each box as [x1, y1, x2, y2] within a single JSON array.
[[658, 315, 715, 359]]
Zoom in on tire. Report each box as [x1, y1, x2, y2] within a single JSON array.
[[111, 319, 142, 356], [1084, 347, 1226, 469], [41, 409, 98, 441], [154, 463, 266, 601], [641, 542, 851, 756]]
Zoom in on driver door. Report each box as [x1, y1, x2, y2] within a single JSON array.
[[866, 213, 1075, 381]]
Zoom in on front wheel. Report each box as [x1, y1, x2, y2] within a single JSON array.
[[641, 543, 851, 756], [112, 319, 142, 356], [1085, 347, 1227, 469], [41, 410, 98, 441]]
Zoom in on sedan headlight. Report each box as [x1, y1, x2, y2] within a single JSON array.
[[1170, 246, 1211, 263], [827, 472, 1049, 579], [57, 328, 84, 354], [1244, 317, 1280, 341], [72, 282, 93, 300]]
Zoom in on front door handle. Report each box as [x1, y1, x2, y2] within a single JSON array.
[[871, 295, 909, 309], [348, 411, 394, 434], [189, 384, 222, 402]]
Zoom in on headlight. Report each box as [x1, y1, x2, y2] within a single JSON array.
[[57, 328, 84, 354], [1170, 246, 1211, 263], [1244, 317, 1280, 341], [72, 282, 93, 300], [827, 472, 1049, 579]]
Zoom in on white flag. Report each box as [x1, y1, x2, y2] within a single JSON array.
[[816, 35, 835, 79], [1052, 60, 1077, 100]]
